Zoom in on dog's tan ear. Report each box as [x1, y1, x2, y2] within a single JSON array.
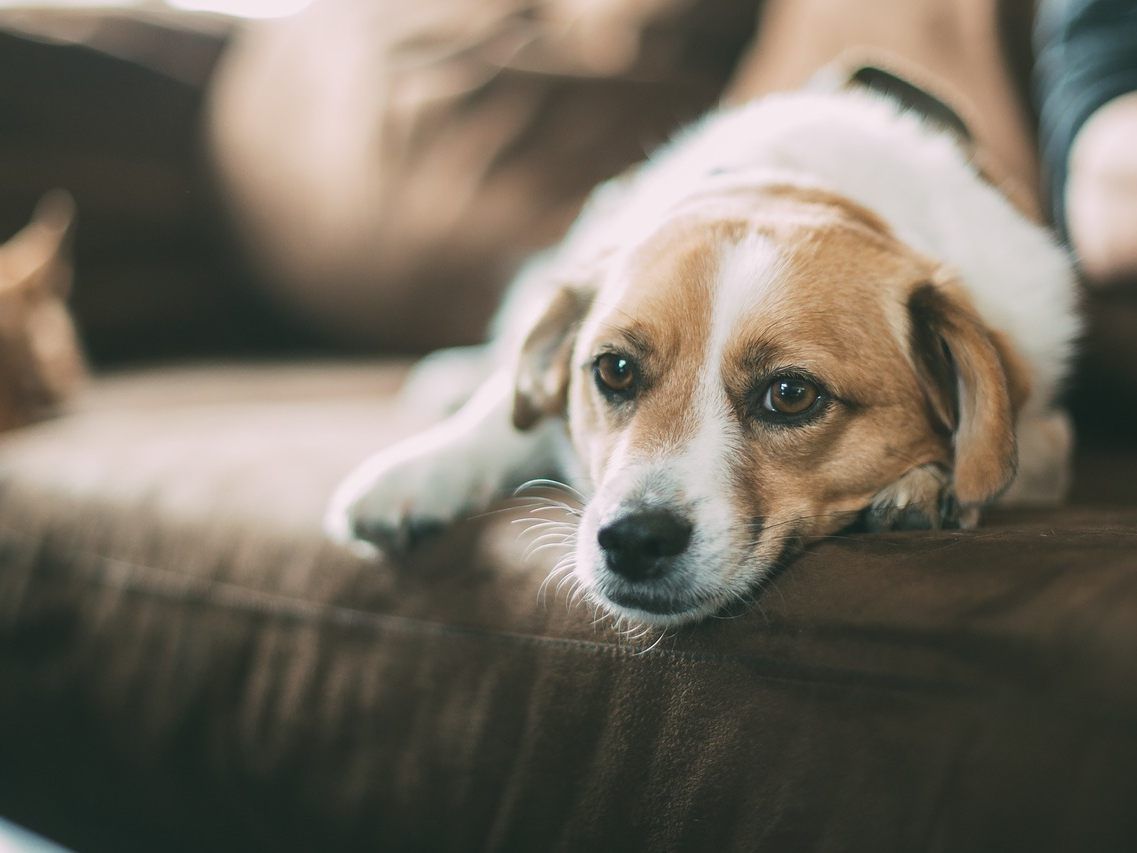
[[512, 284, 594, 431], [907, 276, 1028, 507]]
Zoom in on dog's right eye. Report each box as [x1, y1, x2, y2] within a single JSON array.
[[594, 353, 638, 400]]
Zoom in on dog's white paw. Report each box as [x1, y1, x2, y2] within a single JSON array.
[[324, 438, 496, 555]]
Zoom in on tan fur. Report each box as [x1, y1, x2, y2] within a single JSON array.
[[513, 285, 592, 430], [907, 276, 1019, 506]]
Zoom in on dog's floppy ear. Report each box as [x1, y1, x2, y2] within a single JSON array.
[[907, 275, 1029, 507], [512, 283, 594, 431]]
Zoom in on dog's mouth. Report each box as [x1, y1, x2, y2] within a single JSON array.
[[599, 583, 721, 621]]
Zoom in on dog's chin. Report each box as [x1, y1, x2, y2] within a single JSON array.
[[592, 583, 726, 627]]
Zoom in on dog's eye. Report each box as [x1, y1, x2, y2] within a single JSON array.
[[594, 353, 638, 399], [762, 376, 821, 417]]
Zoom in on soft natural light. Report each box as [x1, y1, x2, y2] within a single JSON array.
[[164, 0, 313, 18], [0, 0, 315, 18]]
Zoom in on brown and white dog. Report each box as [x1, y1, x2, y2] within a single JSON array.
[[326, 87, 1080, 626]]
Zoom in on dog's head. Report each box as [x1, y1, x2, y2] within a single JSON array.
[[512, 183, 1028, 624]]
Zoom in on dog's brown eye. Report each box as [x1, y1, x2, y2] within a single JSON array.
[[594, 353, 637, 397], [763, 376, 820, 416]]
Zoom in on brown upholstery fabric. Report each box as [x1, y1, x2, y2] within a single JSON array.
[[2, 363, 1137, 852]]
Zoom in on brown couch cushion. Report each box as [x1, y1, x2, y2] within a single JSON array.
[[2, 362, 1137, 851]]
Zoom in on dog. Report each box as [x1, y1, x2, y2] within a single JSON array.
[[325, 84, 1080, 626]]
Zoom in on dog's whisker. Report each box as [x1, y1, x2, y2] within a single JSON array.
[[512, 478, 587, 503], [536, 560, 575, 605], [525, 504, 583, 518], [530, 529, 573, 546], [635, 628, 670, 655], [550, 551, 576, 568], [515, 517, 575, 533], [524, 537, 572, 562], [626, 622, 650, 643], [520, 525, 568, 550], [514, 519, 574, 541], [514, 518, 576, 547], [530, 533, 574, 549], [514, 502, 579, 521], [568, 583, 590, 613], [528, 540, 574, 560], [568, 584, 591, 616], [556, 571, 579, 597], [466, 500, 558, 522]]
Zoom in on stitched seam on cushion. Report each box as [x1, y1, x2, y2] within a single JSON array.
[[23, 544, 1137, 726], [0, 528, 985, 696], [4, 516, 1137, 708]]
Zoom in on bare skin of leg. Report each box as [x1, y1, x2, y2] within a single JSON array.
[[1065, 92, 1137, 286]]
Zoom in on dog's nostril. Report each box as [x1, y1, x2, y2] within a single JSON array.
[[597, 510, 693, 580]]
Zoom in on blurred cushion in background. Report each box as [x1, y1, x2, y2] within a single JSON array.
[[0, 10, 308, 365], [207, 0, 755, 352]]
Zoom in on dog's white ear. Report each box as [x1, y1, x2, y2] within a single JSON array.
[[907, 275, 1030, 508], [512, 284, 594, 431]]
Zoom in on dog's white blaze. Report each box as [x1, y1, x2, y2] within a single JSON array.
[[678, 236, 783, 523]]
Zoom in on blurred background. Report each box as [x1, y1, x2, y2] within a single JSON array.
[[3, 2, 1137, 851], [1, 1, 300, 364], [0, 0, 755, 365], [3, 0, 1133, 396]]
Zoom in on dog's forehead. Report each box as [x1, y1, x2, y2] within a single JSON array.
[[583, 191, 928, 366]]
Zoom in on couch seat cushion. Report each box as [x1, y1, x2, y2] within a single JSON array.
[[1, 361, 1136, 852]]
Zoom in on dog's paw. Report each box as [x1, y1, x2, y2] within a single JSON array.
[[324, 441, 495, 556], [864, 464, 977, 531]]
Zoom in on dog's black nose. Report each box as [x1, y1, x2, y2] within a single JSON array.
[[597, 510, 692, 581]]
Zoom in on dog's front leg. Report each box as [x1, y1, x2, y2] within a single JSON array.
[[324, 368, 564, 555]]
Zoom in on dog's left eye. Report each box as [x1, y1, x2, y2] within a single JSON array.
[[594, 353, 638, 400], [762, 375, 822, 418]]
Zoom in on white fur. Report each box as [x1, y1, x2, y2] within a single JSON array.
[[572, 241, 789, 623], [324, 369, 566, 555]]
